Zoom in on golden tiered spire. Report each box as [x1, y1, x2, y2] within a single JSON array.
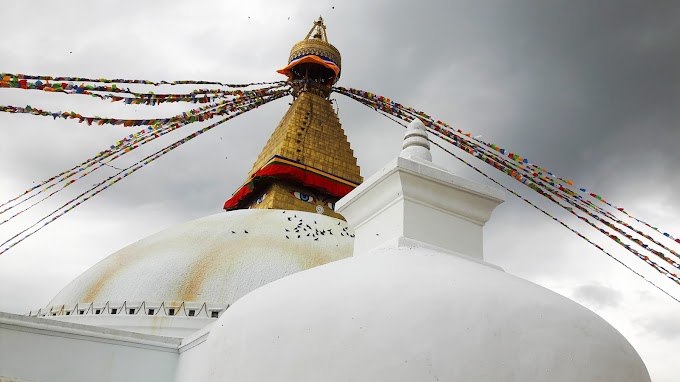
[[224, 18, 361, 220]]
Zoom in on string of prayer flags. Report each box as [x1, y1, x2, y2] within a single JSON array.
[[0, 86, 291, 127], [335, 86, 672, 235], [0, 97, 231, 212], [0, 91, 288, 256], [0, 77, 289, 106], [579, 189, 680, 244], [1, 72, 284, 87], [352, 90, 680, 303], [336, 86, 680, 301], [426, 130, 680, 303], [0, 87, 291, 223], [0, 98, 274, 215], [435, 127, 680, 269], [422, 119, 680, 265], [344, 86, 680, 266], [335, 85, 680, 249]]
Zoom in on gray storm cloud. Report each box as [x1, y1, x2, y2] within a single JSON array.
[[0, 1, 678, 380]]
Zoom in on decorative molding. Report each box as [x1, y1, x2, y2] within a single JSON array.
[[29, 301, 229, 319]]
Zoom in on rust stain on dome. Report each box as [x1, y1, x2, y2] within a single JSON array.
[[81, 236, 169, 302], [177, 211, 352, 302], [48, 210, 353, 309]]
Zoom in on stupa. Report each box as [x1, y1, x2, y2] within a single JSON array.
[[0, 18, 650, 382], [30, 16, 362, 337]]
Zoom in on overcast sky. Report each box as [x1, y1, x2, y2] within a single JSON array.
[[1, 1, 679, 380]]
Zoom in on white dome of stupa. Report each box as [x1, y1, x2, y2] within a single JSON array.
[[39, 209, 353, 335], [205, 245, 649, 382], [203, 120, 651, 382]]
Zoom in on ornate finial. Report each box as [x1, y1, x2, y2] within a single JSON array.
[[307, 16, 328, 41], [400, 119, 432, 161]]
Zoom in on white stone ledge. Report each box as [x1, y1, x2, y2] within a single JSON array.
[[0, 311, 180, 352]]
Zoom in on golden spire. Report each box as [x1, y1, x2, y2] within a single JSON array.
[[224, 18, 361, 220]]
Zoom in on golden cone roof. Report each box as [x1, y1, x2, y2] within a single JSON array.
[[247, 91, 361, 184]]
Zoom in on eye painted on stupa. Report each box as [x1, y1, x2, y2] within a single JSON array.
[[255, 193, 267, 205], [292, 191, 315, 203], [326, 201, 335, 210]]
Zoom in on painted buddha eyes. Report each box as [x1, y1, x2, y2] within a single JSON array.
[[255, 193, 267, 205], [292, 191, 315, 203], [291, 191, 335, 212]]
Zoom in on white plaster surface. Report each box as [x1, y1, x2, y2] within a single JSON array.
[[205, 149, 649, 382], [337, 155, 504, 259], [204, 244, 651, 382], [173, 323, 213, 382], [49, 314, 214, 338], [48, 209, 353, 312], [400, 119, 432, 161], [0, 312, 178, 382]]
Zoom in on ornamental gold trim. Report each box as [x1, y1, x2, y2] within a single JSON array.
[[288, 39, 341, 68]]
